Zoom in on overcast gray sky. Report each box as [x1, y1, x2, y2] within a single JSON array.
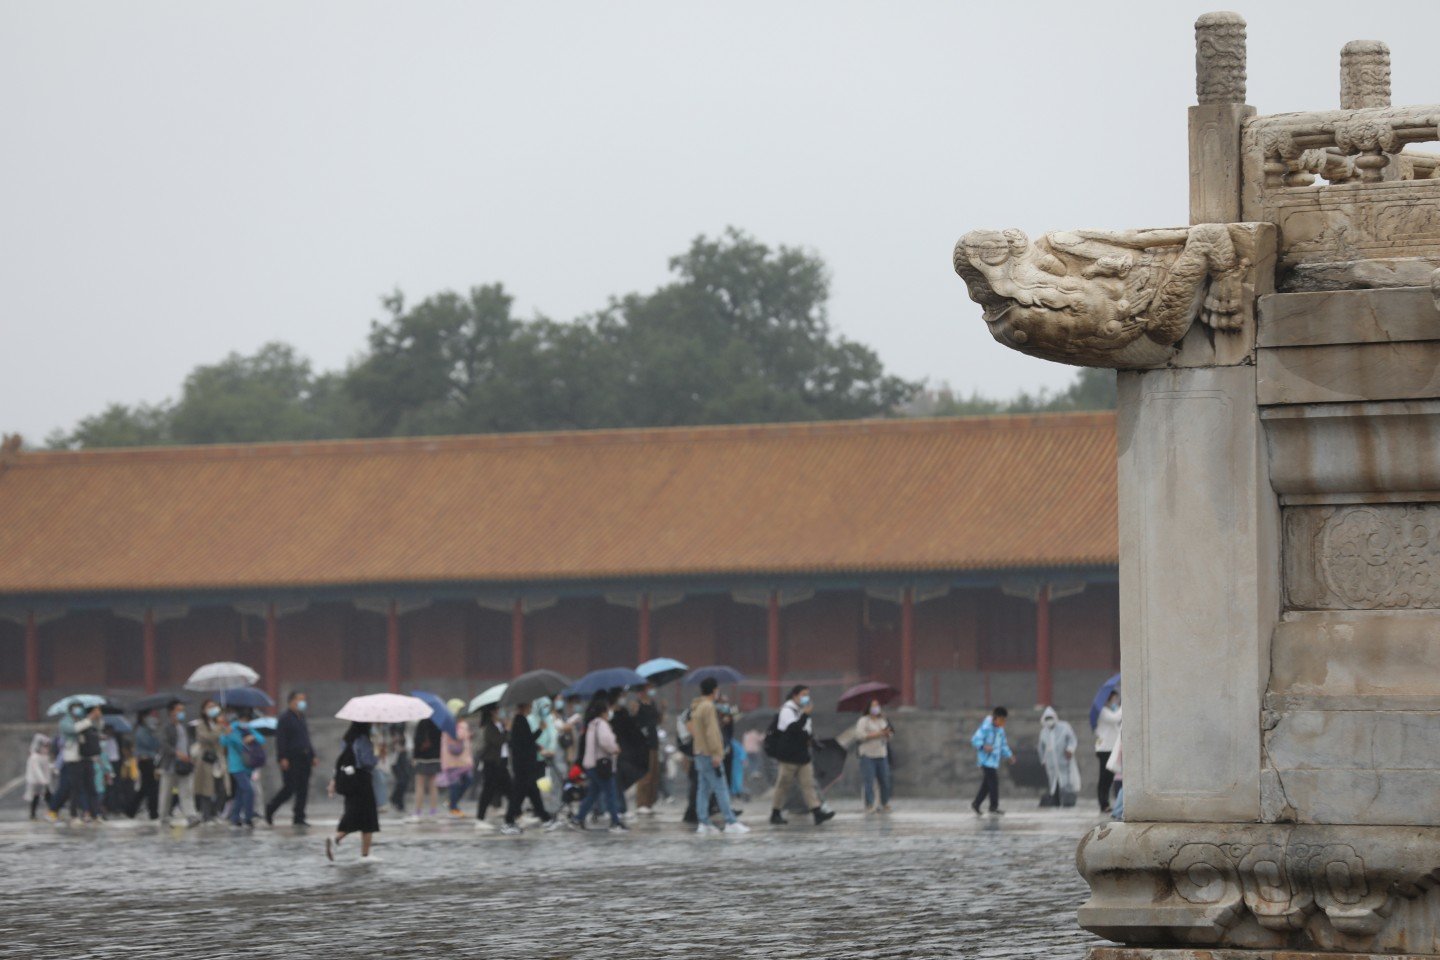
[[2, 1, 1434, 441]]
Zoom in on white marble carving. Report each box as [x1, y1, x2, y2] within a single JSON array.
[[953, 224, 1268, 368], [1286, 505, 1440, 610]]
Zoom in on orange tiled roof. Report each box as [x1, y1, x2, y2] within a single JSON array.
[[0, 413, 1117, 596]]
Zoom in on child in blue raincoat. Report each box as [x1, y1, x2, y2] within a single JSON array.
[[969, 706, 1014, 816]]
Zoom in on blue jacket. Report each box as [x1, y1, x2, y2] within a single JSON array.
[[971, 717, 1013, 769], [219, 727, 265, 775]]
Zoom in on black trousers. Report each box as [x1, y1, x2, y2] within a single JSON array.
[[476, 762, 512, 818], [265, 758, 311, 823], [50, 759, 95, 816], [1096, 751, 1116, 811], [128, 759, 159, 819], [972, 767, 1000, 812], [505, 767, 551, 824]]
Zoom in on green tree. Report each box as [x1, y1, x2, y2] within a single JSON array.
[[600, 229, 917, 426], [166, 342, 353, 444], [48, 401, 174, 449]]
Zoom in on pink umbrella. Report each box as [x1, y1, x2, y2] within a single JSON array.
[[836, 681, 899, 713]]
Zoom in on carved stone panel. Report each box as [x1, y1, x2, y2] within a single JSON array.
[[1285, 504, 1440, 610]]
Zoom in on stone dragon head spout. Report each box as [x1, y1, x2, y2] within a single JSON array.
[[955, 223, 1262, 369]]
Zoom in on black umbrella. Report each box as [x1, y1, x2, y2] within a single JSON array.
[[811, 738, 848, 790], [501, 669, 572, 706], [131, 691, 189, 714]]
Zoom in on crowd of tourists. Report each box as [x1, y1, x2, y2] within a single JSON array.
[[24, 679, 1122, 860]]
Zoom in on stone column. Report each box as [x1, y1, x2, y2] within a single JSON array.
[[1190, 12, 1254, 225]]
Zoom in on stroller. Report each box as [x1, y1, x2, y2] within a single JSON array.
[[559, 763, 587, 816]]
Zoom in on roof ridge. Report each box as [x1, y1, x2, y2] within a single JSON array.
[[4, 412, 1116, 466]]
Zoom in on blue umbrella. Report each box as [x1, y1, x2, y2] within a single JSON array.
[[564, 668, 648, 699], [410, 691, 457, 737], [1090, 673, 1122, 730], [103, 715, 133, 735], [45, 693, 107, 717], [217, 687, 274, 709], [684, 665, 744, 686], [636, 657, 688, 687]]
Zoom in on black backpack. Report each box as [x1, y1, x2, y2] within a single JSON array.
[[762, 715, 782, 760], [78, 727, 102, 758]]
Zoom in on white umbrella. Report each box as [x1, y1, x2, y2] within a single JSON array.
[[335, 693, 433, 724], [184, 661, 260, 691], [467, 683, 507, 716]]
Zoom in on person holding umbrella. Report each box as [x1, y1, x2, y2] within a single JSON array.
[[440, 699, 474, 819], [1094, 689, 1122, 814], [855, 698, 895, 814], [265, 690, 316, 827], [192, 699, 226, 822], [473, 703, 511, 828], [326, 722, 381, 862], [45, 700, 101, 822], [501, 701, 560, 834], [568, 695, 626, 832], [157, 699, 198, 828]]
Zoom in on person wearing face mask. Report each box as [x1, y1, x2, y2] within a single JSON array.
[[157, 700, 198, 827], [567, 695, 626, 832], [192, 699, 225, 822], [855, 699, 895, 814], [265, 690, 317, 827], [45, 700, 99, 822], [127, 709, 163, 820], [768, 685, 834, 826], [1037, 707, 1081, 809]]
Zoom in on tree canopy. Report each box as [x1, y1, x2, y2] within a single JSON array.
[[45, 229, 1112, 450]]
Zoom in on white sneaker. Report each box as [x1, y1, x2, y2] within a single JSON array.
[[360, 854, 382, 864], [620, 811, 637, 822], [636, 805, 654, 815], [404, 814, 422, 824], [724, 821, 750, 835], [542, 818, 565, 832], [499, 823, 523, 836], [473, 819, 496, 831], [695, 822, 717, 835]]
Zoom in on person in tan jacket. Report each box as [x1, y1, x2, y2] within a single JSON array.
[[688, 678, 748, 835]]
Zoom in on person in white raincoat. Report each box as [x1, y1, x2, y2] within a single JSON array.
[[1036, 707, 1081, 807]]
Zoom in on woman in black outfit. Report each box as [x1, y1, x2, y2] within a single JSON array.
[[474, 704, 511, 826], [326, 722, 379, 862]]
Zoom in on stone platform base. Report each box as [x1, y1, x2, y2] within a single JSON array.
[[1077, 822, 1440, 954], [1090, 951, 1438, 960]]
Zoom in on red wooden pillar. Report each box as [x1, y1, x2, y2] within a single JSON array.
[[24, 611, 40, 723], [900, 587, 916, 706], [511, 599, 525, 675], [637, 593, 652, 663], [142, 608, 158, 695], [1036, 583, 1053, 707], [767, 591, 781, 707], [386, 601, 401, 693], [264, 603, 279, 705]]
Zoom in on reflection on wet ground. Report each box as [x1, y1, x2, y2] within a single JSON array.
[[0, 801, 1101, 959]]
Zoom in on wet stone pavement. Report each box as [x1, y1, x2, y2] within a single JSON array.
[[0, 800, 1102, 960]]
